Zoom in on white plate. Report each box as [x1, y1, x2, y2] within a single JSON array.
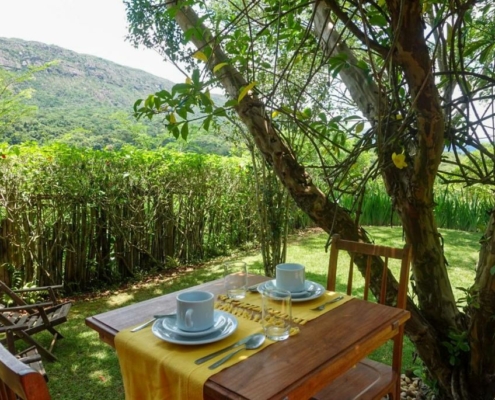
[[257, 280, 325, 302], [152, 311, 237, 345], [160, 311, 228, 338]]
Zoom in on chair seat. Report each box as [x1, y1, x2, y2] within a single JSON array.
[[17, 346, 48, 382], [311, 358, 397, 400]]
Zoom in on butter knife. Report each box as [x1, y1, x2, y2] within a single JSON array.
[[194, 333, 259, 364], [130, 314, 176, 332]]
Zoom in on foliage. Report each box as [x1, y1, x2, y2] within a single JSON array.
[[0, 67, 39, 134], [0, 143, 309, 291], [339, 179, 493, 232]]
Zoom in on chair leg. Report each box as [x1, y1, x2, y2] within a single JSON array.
[[13, 330, 57, 362], [47, 327, 64, 340], [48, 332, 59, 353]]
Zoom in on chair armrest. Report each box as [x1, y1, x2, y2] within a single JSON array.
[[12, 285, 63, 304], [13, 285, 63, 293], [0, 302, 53, 312]]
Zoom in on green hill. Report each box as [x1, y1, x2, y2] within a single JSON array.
[[0, 37, 230, 154]]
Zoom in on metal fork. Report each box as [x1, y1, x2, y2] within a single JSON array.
[[311, 295, 344, 311]]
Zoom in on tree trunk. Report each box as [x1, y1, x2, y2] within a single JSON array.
[[168, 1, 493, 397], [469, 207, 495, 398]]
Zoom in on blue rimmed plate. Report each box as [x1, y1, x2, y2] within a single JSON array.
[[160, 311, 229, 338], [152, 311, 237, 345], [257, 280, 325, 302]]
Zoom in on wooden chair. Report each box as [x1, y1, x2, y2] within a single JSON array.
[[0, 281, 72, 361], [1, 322, 47, 382], [311, 234, 412, 400], [0, 343, 50, 400]]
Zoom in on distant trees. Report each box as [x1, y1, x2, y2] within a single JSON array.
[[0, 67, 38, 137]]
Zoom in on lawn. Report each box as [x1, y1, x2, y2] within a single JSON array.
[[41, 226, 478, 399]]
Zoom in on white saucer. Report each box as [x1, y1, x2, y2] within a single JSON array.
[[161, 311, 228, 338], [152, 311, 237, 345], [258, 280, 325, 302]]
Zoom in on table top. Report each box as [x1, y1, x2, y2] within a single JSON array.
[[86, 275, 410, 399]]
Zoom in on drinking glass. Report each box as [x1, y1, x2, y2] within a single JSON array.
[[223, 261, 248, 299], [261, 288, 291, 341]]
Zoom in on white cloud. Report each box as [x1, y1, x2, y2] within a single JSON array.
[[0, 0, 185, 83]]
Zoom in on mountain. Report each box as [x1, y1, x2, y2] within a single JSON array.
[[0, 37, 231, 154]]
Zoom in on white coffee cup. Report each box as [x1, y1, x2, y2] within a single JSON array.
[[275, 263, 305, 292], [176, 291, 214, 332]]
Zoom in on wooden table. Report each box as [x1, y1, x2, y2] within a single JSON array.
[[86, 276, 410, 399]]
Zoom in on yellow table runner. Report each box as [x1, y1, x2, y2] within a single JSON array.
[[223, 290, 352, 326], [115, 291, 351, 400]]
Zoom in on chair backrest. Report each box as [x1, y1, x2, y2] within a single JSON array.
[[327, 234, 411, 309], [0, 344, 51, 400], [0, 281, 61, 309]]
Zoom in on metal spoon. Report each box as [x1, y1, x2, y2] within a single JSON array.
[[130, 314, 177, 332], [310, 295, 344, 311], [208, 333, 265, 369]]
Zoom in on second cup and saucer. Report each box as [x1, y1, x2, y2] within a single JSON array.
[[152, 291, 238, 345], [257, 263, 325, 302]]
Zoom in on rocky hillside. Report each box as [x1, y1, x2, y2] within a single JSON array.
[[0, 37, 173, 110], [0, 37, 230, 153]]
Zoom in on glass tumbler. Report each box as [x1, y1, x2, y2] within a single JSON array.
[[261, 287, 292, 341], [223, 261, 248, 299]]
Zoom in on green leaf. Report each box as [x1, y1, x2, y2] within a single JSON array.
[[464, 40, 488, 58], [303, 107, 312, 118], [192, 69, 200, 85], [172, 125, 180, 139], [213, 107, 226, 117], [181, 122, 189, 140], [156, 90, 171, 100], [177, 107, 188, 120], [356, 60, 368, 70], [480, 43, 495, 63], [203, 115, 212, 131], [133, 99, 143, 112], [369, 14, 387, 27], [193, 51, 208, 62], [172, 83, 192, 95], [224, 99, 238, 107], [153, 97, 162, 110], [200, 92, 213, 107], [213, 62, 228, 73], [490, 266, 495, 276], [355, 122, 365, 134], [238, 81, 256, 102]]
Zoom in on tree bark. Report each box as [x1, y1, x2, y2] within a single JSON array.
[[314, 2, 460, 394], [469, 207, 495, 398], [166, 1, 492, 397]]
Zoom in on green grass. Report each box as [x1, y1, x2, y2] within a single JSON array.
[[41, 226, 478, 399]]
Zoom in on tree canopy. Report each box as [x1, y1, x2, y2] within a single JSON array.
[[124, 0, 495, 398]]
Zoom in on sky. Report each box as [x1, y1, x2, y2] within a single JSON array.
[[0, 0, 185, 83]]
